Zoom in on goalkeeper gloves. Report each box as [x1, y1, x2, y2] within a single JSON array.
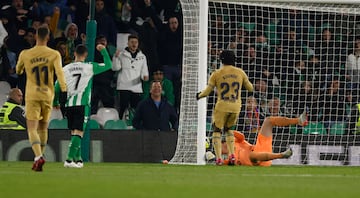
[[196, 92, 201, 100]]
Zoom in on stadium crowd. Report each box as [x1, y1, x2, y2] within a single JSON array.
[[0, 0, 359, 135], [0, 0, 182, 131], [208, 3, 360, 135]]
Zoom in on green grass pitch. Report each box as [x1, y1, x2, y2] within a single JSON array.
[[0, 162, 359, 198]]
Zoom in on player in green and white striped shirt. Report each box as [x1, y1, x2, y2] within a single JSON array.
[[54, 44, 111, 168]]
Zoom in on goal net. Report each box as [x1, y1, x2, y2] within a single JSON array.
[[172, 0, 360, 166]]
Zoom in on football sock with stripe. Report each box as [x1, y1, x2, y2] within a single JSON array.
[[67, 135, 81, 161]]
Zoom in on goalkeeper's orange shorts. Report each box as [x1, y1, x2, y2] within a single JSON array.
[[253, 133, 273, 166]]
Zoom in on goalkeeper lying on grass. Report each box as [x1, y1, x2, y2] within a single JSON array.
[[216, 111, 308, 166]]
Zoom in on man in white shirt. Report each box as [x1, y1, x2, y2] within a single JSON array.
[[112, 34, 149, 119], [346, 37, 360, 88]]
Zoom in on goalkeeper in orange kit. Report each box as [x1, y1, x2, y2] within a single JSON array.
[[222, 111, 308, 166]]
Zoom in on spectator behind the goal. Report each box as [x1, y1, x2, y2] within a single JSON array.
[[281, 59, 306, 90], [277, 9, 310, 43], [71, 0, 90, 35], [264, 97, 286, 117], [280, 28, 305, 56], [227, 27, 248, 52], [253, 78, 272, 111], [0, 36, 18, 88], [133, 0, 161, 72], [145, 6, 183, 112], [208, 41, 222, 72], [209, 14, 230, 50], [345, 37, 360, 89], [306, 55, 325, 88], [95, 0, 117, 46], [54, 23, 83, 65], [112, 34, 149, 119], [240, 46, 263, 83], [55, 41, 69, 66], [133, 80, 178, 131], [314, 28, 347, 85], [110, 0, 133, 33], [0, 0, 32, 36], [91, 35, 115, 114], [237, 96, 264, 133], [252, 31, 271, 53], [318, 76, 347, 132], [285, 80, 320, 122], [142, 67, 175, 106], [315, 28, 342, 64], [197, 50, 254, 166]]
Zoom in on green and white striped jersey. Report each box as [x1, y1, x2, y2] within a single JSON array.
[[54, 48, 112, 107]]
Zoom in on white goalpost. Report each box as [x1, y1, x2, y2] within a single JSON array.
[[171, 0, 360, 166], [169, 0, 208, 165]]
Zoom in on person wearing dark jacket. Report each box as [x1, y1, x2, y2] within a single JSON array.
[[157, 15, 183, 112], [94, 0, 117, 46], [133, 80, 178, 131], [142, 67, 175, 106], [0, 88, 26, 129], [91, 35, 115, 114], [145, 4, 183, 112]]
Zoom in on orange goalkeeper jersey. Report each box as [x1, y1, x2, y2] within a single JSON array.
[[233, 131, 254, 166], [231, 131, 273, 166]]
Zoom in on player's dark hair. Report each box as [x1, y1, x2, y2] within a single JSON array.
[[36, 25, 49, 40], [26, 27, 36, 35], [151, 80, 161, 85], [168, 14, 179, 21], [75, 44, 88, 56], [128, 34, 139, 41], [96, 34, 107, 42], [220, 50, 235, 65], [149, 80, 162, 92]]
